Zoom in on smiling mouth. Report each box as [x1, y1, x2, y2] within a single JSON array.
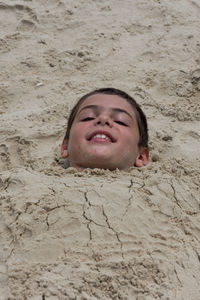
[[88, 131, 115, 143], [91, 134, 111, 142]]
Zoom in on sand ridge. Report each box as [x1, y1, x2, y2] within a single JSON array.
[[0, 0, 200, 299]]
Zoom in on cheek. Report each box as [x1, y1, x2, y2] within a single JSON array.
[[70, 125, 84, 140], [69, 125, 86, 148], [68, 139, 81, 155], [122, 131, 139, 149]]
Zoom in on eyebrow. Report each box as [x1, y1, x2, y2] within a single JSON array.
[[79, 105, 134, 120]]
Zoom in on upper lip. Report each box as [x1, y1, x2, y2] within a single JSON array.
[[87, 130, 116, 142]]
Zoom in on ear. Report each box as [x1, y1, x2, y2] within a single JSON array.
[[61, 138, 69, 158], [135, 148, 149, 167]]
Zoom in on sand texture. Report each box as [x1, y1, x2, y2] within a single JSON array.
[[0, 0, 200, 299]]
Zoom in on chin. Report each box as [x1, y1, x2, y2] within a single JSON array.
[[88, 164, 117, 170], [84, 158, 115, 170], [87, 159, 125, 170]]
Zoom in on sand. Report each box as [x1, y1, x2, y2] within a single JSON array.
[[0, 0, 200, 299]]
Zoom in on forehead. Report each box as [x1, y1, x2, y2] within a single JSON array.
[[77, 93, 136, 115]]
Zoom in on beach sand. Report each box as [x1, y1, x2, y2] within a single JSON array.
[[0, 0, 200, 299]]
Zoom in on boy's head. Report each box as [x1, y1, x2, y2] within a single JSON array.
[[61, 88, 149, 170]]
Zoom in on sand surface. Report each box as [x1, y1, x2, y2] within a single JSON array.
[[0, 0, 200, 299]]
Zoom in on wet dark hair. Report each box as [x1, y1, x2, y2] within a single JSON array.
[[64, 88, 148, 148]]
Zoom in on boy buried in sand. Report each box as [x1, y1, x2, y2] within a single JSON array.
[[61, 88, 149, 171]]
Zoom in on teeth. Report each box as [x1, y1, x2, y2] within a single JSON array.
[[93, 134, 110, 140]]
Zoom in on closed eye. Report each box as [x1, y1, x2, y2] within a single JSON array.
[[81, 117, 95, 122], [115, 120, 128, 126]]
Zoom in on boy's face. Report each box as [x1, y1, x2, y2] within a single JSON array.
[[61, 94, 149, 170]]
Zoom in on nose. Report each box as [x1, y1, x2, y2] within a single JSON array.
[[95, 114, 113, 127]]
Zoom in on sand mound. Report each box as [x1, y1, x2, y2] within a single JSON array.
[[0, 0, 199, 299]]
